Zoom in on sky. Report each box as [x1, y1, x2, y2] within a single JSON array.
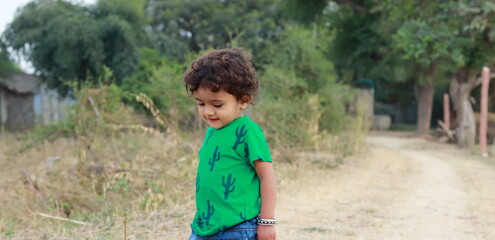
[[0, 0, 31, 35], [0, 0, 97, 72]]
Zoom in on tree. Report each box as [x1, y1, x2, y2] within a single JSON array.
[[287, 0, 432, 133], [288, 0, 495, 141], [326, 0, 449, 137], [147, 0, 285, 64], [376, 1, 454, 137], [379, 0, 495, 146], [445, 1, 495, 147], [2, 0, 142, 95]]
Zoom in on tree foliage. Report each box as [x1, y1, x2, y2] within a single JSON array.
[[376, 0, 495, 143], [148, 0, 285, 64], [2, 0, 141, 95], [377, 0, 495, 77], [12, 0, 489, 136], [0, 41, 19, 77]]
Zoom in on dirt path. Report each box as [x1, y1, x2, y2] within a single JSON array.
[[277, 132, 495, 240]]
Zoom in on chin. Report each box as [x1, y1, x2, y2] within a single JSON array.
[[207, 122, 224, 129], [213, 124, 226, 129]]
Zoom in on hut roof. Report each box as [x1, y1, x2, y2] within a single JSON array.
[[0, 74, 39, 94]]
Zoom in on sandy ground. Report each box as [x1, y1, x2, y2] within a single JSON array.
[[2, 132, 495, 239], [276, 132, 495, 240]]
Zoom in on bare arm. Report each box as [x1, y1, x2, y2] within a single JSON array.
[[254, 160, 277, 240]]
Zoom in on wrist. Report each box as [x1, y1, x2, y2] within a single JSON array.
[[258, 213, 275, 219], [258, 224, 275, 228]]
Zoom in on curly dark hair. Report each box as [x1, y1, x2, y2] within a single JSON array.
[[184, 48, 259, 102]]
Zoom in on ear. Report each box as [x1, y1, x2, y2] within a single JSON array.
[[240, 95, 252, 108]]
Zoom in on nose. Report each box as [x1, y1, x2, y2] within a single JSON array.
[[204, 106, 214, 116]]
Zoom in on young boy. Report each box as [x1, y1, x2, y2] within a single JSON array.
[[184, 48, 277, 240]]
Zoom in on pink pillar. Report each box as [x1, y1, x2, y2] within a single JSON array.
[[480, 67, 490, 156], [443, 93, 450, 129]]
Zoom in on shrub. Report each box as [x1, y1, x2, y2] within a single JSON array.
[[121, 48, 197, 130], [254, 25, 364, 155]]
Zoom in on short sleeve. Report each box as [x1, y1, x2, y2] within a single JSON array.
[[245, 125, 272, 166]]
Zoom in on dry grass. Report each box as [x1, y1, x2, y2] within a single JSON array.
[[0, 132, 199, 239], [0, 85, 367, 239], [0, 129, 364, 239], [0, 86, 203, 239]]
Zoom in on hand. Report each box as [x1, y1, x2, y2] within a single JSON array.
[[257, 225, 276, 240]]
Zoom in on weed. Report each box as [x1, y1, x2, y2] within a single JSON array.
[[1, 218, 16, 238]]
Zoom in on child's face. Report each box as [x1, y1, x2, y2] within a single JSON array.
[[193, 87, 249, 129]]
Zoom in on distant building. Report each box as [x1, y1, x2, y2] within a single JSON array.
[[0, 74, 71, 132], [0, 73, 39, 131], [34, 84, 73, 126]]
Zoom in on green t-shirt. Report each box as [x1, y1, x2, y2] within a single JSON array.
[[192, 116, 272, 236]]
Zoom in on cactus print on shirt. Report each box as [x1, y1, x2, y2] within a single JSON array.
[[192, 116, 272, 237]]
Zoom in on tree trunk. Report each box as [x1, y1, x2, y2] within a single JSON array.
[[415, 82, 435, 137], [450, 69, 480, 148], [414, 61, 439, 137]]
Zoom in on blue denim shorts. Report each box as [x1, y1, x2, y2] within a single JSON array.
[[188, 217, 257, 240]]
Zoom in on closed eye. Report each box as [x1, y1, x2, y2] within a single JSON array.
[[213, 104, 223, 108]]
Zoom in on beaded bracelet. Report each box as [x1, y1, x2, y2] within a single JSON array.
[[257, 218, 277, 225]]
